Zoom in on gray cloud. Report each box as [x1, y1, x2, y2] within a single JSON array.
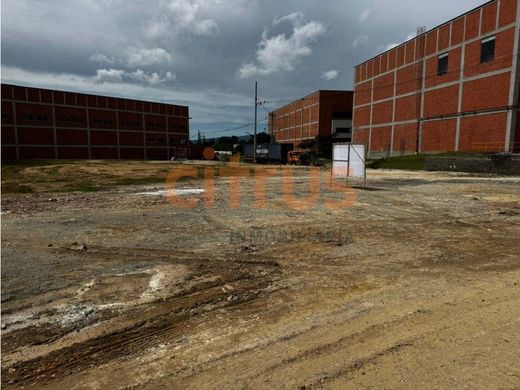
[[351, 34, 369, 48], [1, 0, 484, 137], [89, 53, 116, 65], [94, 68, 126, 83], [126, 47, 172, 67], [359, 9, 375, 23], [92, 68, 176, 86], [321, 69, 339, 81], [239, 13, 326, 78]]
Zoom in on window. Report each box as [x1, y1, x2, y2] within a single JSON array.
[[437, 53, 449, 75], [480, 36, 495, 63], [21, 113, 48, 121]]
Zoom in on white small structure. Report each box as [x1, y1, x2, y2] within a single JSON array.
[[332, 143, 366, 183]]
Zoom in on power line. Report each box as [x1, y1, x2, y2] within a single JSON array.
[[260, 99, 295, 104], [258, 103, 271, 114]]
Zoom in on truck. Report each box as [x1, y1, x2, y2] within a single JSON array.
[[243, 143, 293, 164]]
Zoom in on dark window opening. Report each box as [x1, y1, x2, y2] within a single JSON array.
[[147, 122, 165, 129], [58, 116, 82, 124], [91, 118, 113, 126], [332, 112, 352, 120], [437, 53, 449, 75], [21, 113, 48, 121], [146, 135, 164, 144], [480, 36, 495, 63]]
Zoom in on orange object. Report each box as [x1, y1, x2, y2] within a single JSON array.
[[288, 151, 303, 165]]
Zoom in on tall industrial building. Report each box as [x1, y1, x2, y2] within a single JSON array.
[[269, 90, 353, 147], [1, 84, 189, 160], [352, 0, 520, 157]]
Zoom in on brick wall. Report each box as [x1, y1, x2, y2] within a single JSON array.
[[318, 91, 354, 137], [1, 84, 190, 160], [269, 90, 353, 147], [353, 0, 520, 158], [269, 91, 320, 145]]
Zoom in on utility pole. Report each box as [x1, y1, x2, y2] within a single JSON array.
[[254, 81, 258, 164]]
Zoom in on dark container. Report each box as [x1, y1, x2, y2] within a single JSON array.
[[244, 143, 293, 163]]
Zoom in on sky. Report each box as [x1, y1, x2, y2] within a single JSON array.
[[1, 0, 485, 139]]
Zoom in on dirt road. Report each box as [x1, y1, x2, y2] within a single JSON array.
[[2, 164, 520, 388]]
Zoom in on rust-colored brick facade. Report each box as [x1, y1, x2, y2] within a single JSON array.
[[269, 90, 353, 147], [353, 0, 520, 157], [1, 84, 189, 160]]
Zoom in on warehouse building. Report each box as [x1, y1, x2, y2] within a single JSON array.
[[1, 84, 189, 160], [353, 0, 520, 157], [269, 90, 353, 148]]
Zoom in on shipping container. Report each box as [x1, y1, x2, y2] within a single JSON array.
[[243, 143, 293, 164]]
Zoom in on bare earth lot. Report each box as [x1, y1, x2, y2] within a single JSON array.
[[2, 161, 520, 389]]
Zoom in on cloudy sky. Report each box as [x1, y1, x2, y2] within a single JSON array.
[[2, 0, 484, 138]]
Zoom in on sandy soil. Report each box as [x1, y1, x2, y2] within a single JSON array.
[[2, 164, 520, 389]]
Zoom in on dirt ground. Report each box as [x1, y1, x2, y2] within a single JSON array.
[[2, 161, 520, 389]]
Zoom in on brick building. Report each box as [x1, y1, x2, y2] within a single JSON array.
[[1, 84, 189, 160], [269, 90, 353, 147], [352, 0, 520, 157]]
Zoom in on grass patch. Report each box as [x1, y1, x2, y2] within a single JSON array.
[[2, 183, 34, 194], [56, 184, 106, 192], [2, 160, 77, 168], [115, 177, 166, 186], [367, 154, 426, 171], [1, 160, 282, 193]]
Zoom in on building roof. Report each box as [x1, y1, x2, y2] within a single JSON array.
[[1, 82, 188, 108]]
